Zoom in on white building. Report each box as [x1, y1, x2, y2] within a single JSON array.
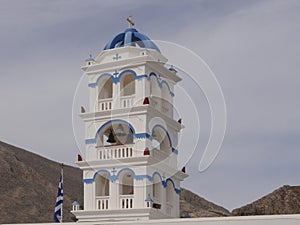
[[71, 22, 188, 223]]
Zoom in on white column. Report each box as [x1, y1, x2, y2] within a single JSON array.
[[110, 181, 118, 209]]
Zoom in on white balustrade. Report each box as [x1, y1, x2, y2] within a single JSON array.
[[98, 98, 112, 111], [120, 195, 134, 209], [97, 144, 135, 160], [120, 95, 135, 108], [96, 196, 109, 210]]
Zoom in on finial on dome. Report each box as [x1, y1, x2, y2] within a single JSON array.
[[126, 16, 134, 28]]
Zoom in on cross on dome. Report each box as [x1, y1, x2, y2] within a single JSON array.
[[126, 16, 134, 28]]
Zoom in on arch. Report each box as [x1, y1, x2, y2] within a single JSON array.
[[120, 72, 135, 96], [116, 167, 136, 179], [151, 124, 173, 152], [148, 72, 174, 97], [94, 73, 113, 87], [118, 169, 134, 195], [98, 76, 113, 99], [118, 69, 138, 81], [95, 172, 110, 196], [92, 169, 112, 181], [95, 119, 136, 141]]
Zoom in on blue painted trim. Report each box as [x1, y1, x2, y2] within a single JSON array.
[[88, 69, 148, 87], [151, 124, 172, 147], [83, 178, 94, 184], [148, 72, 175, 97], [85, 120, 152, 144], [95, 119, 136, 140], [85, 138, 96, 145], [103, 28, 161, 53], [172, 147, 178, 155], [165, 178, 181, 194], [135, 133, 151, 139], [83, 168, 180, 195]]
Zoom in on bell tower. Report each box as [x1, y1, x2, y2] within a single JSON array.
[[72, 21, 188, 222]]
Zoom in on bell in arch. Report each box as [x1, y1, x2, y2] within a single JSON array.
[[107, 129, 116, 143]]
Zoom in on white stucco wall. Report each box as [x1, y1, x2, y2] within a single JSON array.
[[5, 214, 300, 225]]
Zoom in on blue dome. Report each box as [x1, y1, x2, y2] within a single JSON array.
[[103, 28, 160, 53]]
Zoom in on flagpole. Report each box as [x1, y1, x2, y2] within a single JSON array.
[[61, 163, 63, 223]]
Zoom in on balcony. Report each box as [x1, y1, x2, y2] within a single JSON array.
[[97, 144, 140, 160], [97, 95, 135, 112], [98, 98, 113, 111], [96, 196, 109, 210], [120, 95, 135, 109], [120, 195, 134, 209]]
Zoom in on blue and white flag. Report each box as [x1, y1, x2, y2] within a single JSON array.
[[54, 168, 63, 223]]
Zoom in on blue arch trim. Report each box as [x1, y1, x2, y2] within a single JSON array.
[[165, 178, 181, 194], [95, 119, 136, 140], [151, 124, 178, 154], [85, 122, 178, 155], [85, 119, 152, 144], [88, 69, 148, 87], [152, 124, 172, 147], [83, 168, 180, 194], [88, 71, 174, 97], [148, 72, 174, 97]]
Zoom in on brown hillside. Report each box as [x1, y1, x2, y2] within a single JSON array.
[[231, 185, 300, 216], [0, 141, 83, 224], [180, 188, 230, 217]]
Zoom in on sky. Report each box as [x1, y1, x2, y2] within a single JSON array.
[[1, 0, 300, 211]]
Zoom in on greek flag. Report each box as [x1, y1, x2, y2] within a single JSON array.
[[54, 168, 63, 223]]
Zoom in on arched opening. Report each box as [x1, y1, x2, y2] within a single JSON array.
[[119, 170, 134, 209], [166, 180, 174, 214], [152, 174, 162, 202], [151, 126, 171, 154], [98, 77, 113, 99], [120, 73, 135, 96], [95, 173, 110, 196], [119, 171, 134, 195], [97, 122, 134, 147]]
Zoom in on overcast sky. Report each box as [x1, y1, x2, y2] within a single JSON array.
[[1, 0, 300, 211]]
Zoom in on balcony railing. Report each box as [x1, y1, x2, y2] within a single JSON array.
[[97, 144, 137, 160], [120, 195, 134, 209], [97, 95, 135, 111], [98, 98, 112, 111], [120, 95, 135, 109], [96, 196, 109, 210]]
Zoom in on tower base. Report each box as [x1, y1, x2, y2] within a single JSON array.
[[71, 208, 173, 223]]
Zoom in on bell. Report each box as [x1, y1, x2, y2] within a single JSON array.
[[107, 130, 116, 143], [115, 124, 126, 137]]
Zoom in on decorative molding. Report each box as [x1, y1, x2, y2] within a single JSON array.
[[83, 168, 180, 194], [88, 70, 174, 97], [85, 121, 179, 154], [148, 72, 175, 97]]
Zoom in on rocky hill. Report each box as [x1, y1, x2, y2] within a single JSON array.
[[231, 185, 300, 216], [0, 141, 83, 224], [0, 141, 229, 224], [180, 189, 230, 217]]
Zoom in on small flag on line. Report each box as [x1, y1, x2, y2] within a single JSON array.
[[54, 165, 63, 223]]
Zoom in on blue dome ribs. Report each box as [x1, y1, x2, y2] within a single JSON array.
[[103, 28, 161, 53]]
